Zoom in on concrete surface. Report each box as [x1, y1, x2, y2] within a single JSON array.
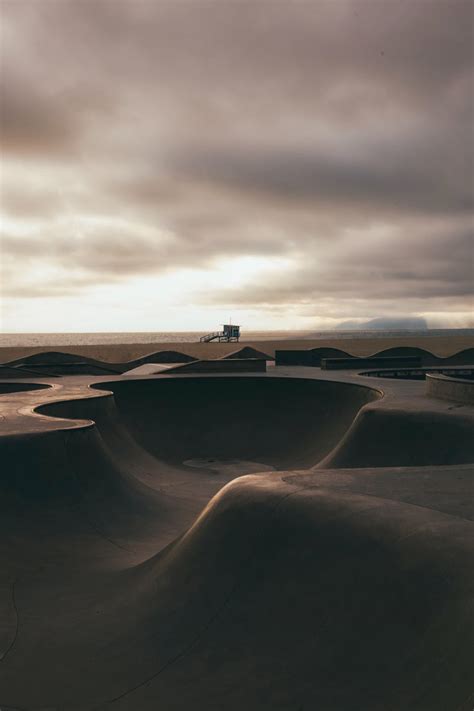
[[220, 346, 273, 360], [162, 359, 267, 374], [0, 353, 473, 710], [321, 355, 422, 369], [0, 349, 197, 377], [426, 373, 474, 405]]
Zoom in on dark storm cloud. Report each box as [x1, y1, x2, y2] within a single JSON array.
[[1, 0, 472, 318]]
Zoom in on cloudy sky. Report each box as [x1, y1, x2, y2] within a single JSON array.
[[1, 0, 473, 332]]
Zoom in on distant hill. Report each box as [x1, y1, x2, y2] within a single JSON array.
[[337, 317, 428, 330]]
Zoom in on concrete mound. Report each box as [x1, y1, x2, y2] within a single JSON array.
[[4, 350, 122, 376], [276, 347, 351, 366], [221, 346, 273, 360], [371, 346, 435, 365], [309, 346, 352, 361], [2, 349, 197, 376], [276, 346, 474, 369], [23, 362, 122, 376], [102, 472, 473, 711], [322, 355, 422, 370], [319, 400, 474, 468], [0, 364, 60, 378], [0, 461, 472, 709], [163, 358, 267, 374], [372, 346, 474, 366], [442, 347, 474, 365], [126, 350, 197, 366], [5, 350, 89, 366]]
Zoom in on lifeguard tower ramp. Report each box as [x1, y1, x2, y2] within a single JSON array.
[[200, 324, 240, 343]]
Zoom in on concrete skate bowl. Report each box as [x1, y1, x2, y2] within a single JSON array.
[[81, 376, 380, 470], [140, 375, 473, 469], [35, 376, 381, 474], [0, 381, 50, 395], [1, 375, 474, 710], [37, 374, 474, 472]]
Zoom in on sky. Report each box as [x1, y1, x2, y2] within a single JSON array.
[[1, 0, 473, 333]]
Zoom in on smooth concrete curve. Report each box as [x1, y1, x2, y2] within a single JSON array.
[[84, 376, 378, 469], [220, 346, 273, 360], [426, 373, 474, 405], [0, 366, 473, 711], [1, 350, 198, 377]]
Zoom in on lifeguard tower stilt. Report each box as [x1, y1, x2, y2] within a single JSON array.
[[200, 324, 240, 343]]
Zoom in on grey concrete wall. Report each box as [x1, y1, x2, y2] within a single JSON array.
[[426, 373, 474, 404]]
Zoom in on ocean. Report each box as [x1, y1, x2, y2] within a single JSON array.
[[1, 329, 472, 348]]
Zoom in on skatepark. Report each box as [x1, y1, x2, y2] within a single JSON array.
[[0, 342, 473, 710]]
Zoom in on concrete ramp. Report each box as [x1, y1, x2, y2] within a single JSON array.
[[372, 346, 474, 366], [3, 351, 119, 376], [124, 350, 197, 366], [0, 364, 60, 378], [221, 346, 273, 360], [5, 350, 91, 366], [371, 346, 438, 364], [442, 347, 474, 365], [2, 349, 197, 376], [162, 358, 267, 374], [0, 462, 472, 710], [276, 346, 351, 366], [122, 363, 175, 376], [319, 400, 474, 468], [99, 471, 473, 711]]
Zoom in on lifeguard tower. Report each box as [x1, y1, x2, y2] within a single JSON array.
[[200, 324, 241, 343]]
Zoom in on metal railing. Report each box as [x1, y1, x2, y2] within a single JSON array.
[[200, 332, 221, 342], [200, 331, 240, 343]]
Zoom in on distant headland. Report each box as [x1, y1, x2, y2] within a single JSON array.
[[337, 316, 428, 330]]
